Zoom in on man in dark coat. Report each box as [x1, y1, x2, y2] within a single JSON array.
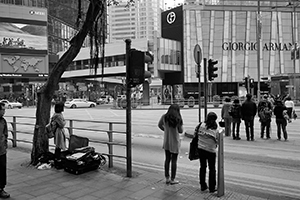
[[241, 94, 257, 141], [257, 94, 273, 139]]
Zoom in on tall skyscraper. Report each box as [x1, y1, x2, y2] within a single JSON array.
[[107, 0, 164, 42]]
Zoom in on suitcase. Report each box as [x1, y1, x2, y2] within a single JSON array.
[[63, 149, 104, 175]]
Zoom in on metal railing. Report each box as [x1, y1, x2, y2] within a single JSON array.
[[6, 116, 127, 169]]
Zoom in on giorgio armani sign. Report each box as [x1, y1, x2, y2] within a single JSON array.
[[222, 42, 298, 51]]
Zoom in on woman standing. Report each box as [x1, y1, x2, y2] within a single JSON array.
[[196, 112, 219, 193], [230, 99, 242, 140], [284, 97, 294, 119], [51, 102, 67, 165], [221, 97, 232, 137], [158, 104, 183, 185]]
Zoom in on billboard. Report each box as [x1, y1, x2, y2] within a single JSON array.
[[0, 22, 47, 52], [0, 4, 48, 77]]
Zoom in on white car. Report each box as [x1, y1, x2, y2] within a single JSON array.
[[0, 99, 23, 109], [64, 99, 96, 108]]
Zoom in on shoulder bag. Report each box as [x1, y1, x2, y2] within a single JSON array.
[[188, 123, 201, 161]]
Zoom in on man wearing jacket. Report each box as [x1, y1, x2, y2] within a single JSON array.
[[0, 102, 10, 199], [241, 94, 257, 141]]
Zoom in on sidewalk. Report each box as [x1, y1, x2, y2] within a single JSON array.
[[6, 148, 272, 200]]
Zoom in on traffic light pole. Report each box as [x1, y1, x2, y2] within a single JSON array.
[[197, 53, 201, 123], [125, 39, 132, 177], [204, 58, 208, 118]]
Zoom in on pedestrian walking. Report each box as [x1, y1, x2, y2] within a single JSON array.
[[229, 98, 242, 140], [257, 94, 273, 139], [195, 112, 219, 193], [51, 102, 67, 168], [221, 97, 232, 137], [158, 104, 183, 185], [241, 94, 257, 141], [284, 97, 295, 119], [274, 100, 288, 141], [0, 102, 10, 199]]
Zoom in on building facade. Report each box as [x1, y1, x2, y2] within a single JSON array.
[[161, 0, 300, 101], [107, 0, 163, 42]]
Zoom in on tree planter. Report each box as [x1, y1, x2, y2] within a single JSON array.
[[187, 96, 195, 108]]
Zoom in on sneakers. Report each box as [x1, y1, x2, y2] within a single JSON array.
[[200, 185, 208, 191], [165, 177, 170, 184], [235, 137, 241, 140], [209, 189, 217, 193], [0, 189, 10, 199], [169, 180, 179, 185]]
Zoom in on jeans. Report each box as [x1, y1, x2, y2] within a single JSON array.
[[260, 121, 271, 138], [276, 119, 288, 140], [164, 150, 178, 180], [232, 121, 240, 138], [244, 118, 254, 140], [0, 154, 7, 189], [198, 148, 216, 191]]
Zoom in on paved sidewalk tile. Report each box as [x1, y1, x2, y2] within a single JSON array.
[[5, 148, 270, 200]]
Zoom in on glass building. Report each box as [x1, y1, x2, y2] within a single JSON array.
[[161, 0, 300, 100]]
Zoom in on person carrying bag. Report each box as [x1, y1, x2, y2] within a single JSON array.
[[194, 112, 219, 193]]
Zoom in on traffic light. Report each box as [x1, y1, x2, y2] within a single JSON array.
[[250, 78, 254, 88], [291, 48, 296, 60], [208, 59, 218, 81], [127, 49, 152, 88], [244, 77, 249, 91], [296, 47, 300, 60]]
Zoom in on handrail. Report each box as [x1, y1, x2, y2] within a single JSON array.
[[5, 115, 127, 169]]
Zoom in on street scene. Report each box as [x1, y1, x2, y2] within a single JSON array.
[[1, 0, 300, 199], [4, 106, 300, 199]]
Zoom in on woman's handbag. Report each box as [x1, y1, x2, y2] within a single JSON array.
[[188, 123, 201, 161], [293, 110, 297, 120], [219, 119, 225, 127]]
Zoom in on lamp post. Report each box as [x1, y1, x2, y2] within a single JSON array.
[[257, 0, 261, 101]]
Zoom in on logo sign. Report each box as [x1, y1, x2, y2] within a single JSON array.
[[167, 12, 176, 24], [29, 10, 46, 15], [193, 44, 202, 65]]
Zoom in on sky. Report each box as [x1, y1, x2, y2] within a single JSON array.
[[164, 0, 184, 8]]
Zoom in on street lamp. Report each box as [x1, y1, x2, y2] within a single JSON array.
[[257, 0, 261, 100]]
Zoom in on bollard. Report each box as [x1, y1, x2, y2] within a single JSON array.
[[217, 128, 225, 197], [12, 117, 17, 147], [107, 123, 113, 168]]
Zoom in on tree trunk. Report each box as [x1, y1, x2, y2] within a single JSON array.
[[30, 0, 103, 165]]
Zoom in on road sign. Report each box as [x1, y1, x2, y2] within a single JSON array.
[[193, 44, 202, 65]]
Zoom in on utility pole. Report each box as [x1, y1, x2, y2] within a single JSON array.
[[292, 3, 297, 100], [257, 0, 261, 100], [125, 39, 132, 177]]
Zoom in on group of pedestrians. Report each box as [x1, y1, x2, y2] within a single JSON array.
[[158, 104, 219, 193], [221, 93, 296, 141]]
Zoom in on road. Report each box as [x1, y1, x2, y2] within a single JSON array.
[[4, 106, 300, 200]]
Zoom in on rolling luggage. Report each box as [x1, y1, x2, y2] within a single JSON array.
[[59, 135, 106, 175]]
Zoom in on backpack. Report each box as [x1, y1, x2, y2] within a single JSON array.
[[258, 101, 272, 122], [229, 105, 240, 118], [45, 120, 57, 139]]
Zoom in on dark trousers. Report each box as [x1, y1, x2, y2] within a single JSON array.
[[224, 118, 232, 136], [232, 121, 240, 138], [244, 119, 254, 140], [164, 150, 178, 180], [260, 121, 271, 138], [0, 154, 7, 189], [276, 119, 288, 140], [198, 148, 216, 191], [286, 108, 293, 119]]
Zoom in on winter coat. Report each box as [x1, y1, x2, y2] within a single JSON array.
[[0, 117, 8, 156], [221, 102, 232, 119], [230, 103, 242, 123], [274, 104, 287, 120], [158, 114, 183, 154], [51, 113, 67, 150], [241, 99, 257, 120]]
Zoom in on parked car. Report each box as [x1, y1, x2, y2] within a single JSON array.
[[0, 99, 23, 109], [64, 99, 96, 108]]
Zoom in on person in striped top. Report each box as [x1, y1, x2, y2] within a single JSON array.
[[195, 112, 219, 193]]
